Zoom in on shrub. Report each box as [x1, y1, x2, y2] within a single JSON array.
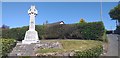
[[75, 44, 103, 58], [1, 38, 16, 57]]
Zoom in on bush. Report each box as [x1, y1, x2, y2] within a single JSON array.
[[75, 44, 103, 58], [1, 38, 16, 57]]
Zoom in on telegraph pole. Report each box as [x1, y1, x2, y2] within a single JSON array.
[[100, 0, 102, 21]]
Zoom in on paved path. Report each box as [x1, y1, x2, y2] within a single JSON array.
[[105, 34, 119, 56]]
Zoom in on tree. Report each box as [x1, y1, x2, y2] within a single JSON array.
[[119, 1, 120, 4], [109, 3, 120, 26], [109, 2, 120, 34], [79, 18, 86, 23], [1, 24, 9, 29]]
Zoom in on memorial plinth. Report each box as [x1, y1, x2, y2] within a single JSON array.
[[22, 5, 39, 44]]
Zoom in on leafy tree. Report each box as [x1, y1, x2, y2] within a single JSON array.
[[1, 24, 9, 29], [109, 2, 120, 34], [79, 18, 86, 23], [109, 3, 120, 26]]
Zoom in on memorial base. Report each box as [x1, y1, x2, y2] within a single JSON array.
[[22, 30, 39, 44]]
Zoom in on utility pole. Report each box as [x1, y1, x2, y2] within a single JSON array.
[[100, 0, 103, 21]]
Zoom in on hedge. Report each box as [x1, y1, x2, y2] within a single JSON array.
[[1, 38, 16, 58], [2, 21, 105, 41], [45, 21, 105, 41], [2, 26, 28, 41]]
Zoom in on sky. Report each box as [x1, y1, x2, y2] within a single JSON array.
[[1, 0, 120, 2], [2, 2, 118, 30]]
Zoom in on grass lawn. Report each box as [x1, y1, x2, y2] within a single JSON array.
[[36, 40, 102, 53]]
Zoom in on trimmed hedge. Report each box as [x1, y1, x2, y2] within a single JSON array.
[[45, 21, 105, 41], [75, 44, 103, 58], [1, 38, 16, 57], [2, 21, 105, 41], [2, 26, 28, 41]]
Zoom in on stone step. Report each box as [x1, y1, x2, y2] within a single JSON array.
[[9, 43, 36, 56]]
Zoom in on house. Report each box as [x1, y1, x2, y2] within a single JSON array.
[[45, 21, 65, 27], [49, 21, 64, 25]]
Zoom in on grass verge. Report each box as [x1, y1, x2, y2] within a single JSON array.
[[36, 40, 103, 54]]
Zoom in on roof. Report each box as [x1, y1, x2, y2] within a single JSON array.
[[45, 21, 65, 27]]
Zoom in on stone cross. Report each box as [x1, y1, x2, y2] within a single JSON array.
[[22, 5, 39, 44], [28, 5, 38, 31]]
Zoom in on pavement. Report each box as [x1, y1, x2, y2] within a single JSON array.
[[104, 34, 119, 56]]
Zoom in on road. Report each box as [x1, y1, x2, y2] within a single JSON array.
[[105, 34, 119, 56], [118, 34, 120, 58]]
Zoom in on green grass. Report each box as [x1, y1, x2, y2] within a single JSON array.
[[102, 32, 108, 43], [36, 40, 102, 53], [37, 48, 63, 53], [103, 33, 108, 43]]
